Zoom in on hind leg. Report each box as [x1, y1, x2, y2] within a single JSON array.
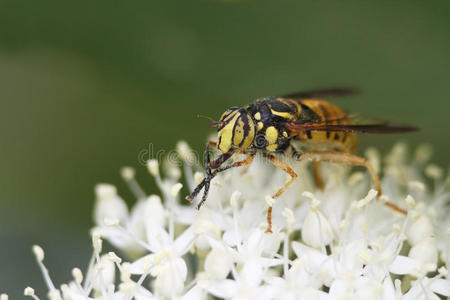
[[297, 151, 406, 215], [312, 161, 325, 190]]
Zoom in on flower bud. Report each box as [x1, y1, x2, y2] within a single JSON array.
[[204, 247, 232, 280], [302, 210, 334, 248], [409, 236, 438, 267], [94, 184, 128, 226], [406, 215, 433, 246]]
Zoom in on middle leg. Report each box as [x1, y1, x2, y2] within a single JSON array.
[[263, 154, 298, 233], [287, 145, 324, 190]]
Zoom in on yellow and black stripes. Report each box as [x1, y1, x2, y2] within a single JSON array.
[[216, 97, 357, 154], [191, 89, 417, 222], [246, 98, 300, 151], [217, 108, 255, 153], [296, 99, 357, 153]]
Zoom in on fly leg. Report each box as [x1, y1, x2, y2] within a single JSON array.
[[194, 153, 255, 209], [186, 143, 255, 209], [287, 145, 325, 190], [186, 143, 230, 204], [263, 154, 298, 233], [312, 161, 325, 190], [297, 151, 406, 215]]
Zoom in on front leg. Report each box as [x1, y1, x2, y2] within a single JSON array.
[[186, 143, 232, 202], [194, 153, 255, 209], [186, 142, 255, 209]]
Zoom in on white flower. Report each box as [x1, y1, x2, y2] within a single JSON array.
[[199, 256, 274, 300], [27, 142, 449, 299], [408, 236, 438, 269], [301, 192, 334, 248], [203, 247, 233, 280], [406, 215, 434, 245], [93, 184, 128, 226], [265, 258, 326, 300]]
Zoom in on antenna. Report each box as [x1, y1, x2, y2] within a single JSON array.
[[197, 114, 222, 127]]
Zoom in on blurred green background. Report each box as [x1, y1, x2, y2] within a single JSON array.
[[0, 0, 449, 297]]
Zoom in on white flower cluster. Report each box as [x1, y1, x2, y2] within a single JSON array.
[[15, 142, 450, 300]]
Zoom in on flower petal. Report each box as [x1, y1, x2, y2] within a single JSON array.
[[199, 279, 237, 298], [302, 210, 334, 248], [389, 255, 420, 275], [429, 278, 450, 297], [130, 254, 155, 274], [173, 226, 196, 256]]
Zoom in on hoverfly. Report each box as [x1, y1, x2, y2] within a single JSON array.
[[186, 88, 417, 233]]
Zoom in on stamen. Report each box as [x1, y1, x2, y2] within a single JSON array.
[[425, 164, 443, 179], [302, 191, 320, 211], [166, 163, 181, 180], [32, 245, 57, 292], [24, 287, 39, 300], [147, 159, 159, 177], [338, 220, 346, 232], [120, 166, 135, 180], [119, 281, 136, 292], [120, 262, 132, 282], [385, 142, 408, 165], [170, 183, 183, 197], [47, 290, 61, 300], [176, 141, 195, 165], [408, 181, 426, 192], [32, 245, 44, 262], [414, 143, 433, 163], [405, 195, 416, 209], [348, 172, 365, 185], [72, 268, 83, 285], [230, 190, 242, 207], [392, 224, 401, 234], [394, 279, 402, 296], [121, 166, 146, 200], [282, 207, 295, 232], [194, 172, 204, 185], [357, 189, 377, 209], [365, 147, 380, 174], [92, 231, 103, 254], [178, 141, 196, 190]]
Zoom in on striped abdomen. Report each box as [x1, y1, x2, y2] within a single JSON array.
[[295, 99, 357, 153]]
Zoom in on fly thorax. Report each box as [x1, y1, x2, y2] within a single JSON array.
[[217, 108, 255, 153]]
